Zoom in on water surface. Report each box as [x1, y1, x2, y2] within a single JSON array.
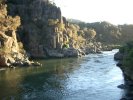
[[0, 49, 124, 100]]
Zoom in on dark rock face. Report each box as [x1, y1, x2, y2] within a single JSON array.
[[8, 0, 62, 22], [114, 43, 133, 100], [114, 45, 133, 100], [6, 0, 87, 58], [7, 0, 64, 58], [114, 44, 133, 81], [114, 52, 123, 60], [63, 48, 79, 57], [6, 0, 113, 59], [0, 4, 41, 67]]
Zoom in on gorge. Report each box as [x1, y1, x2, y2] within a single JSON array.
[[1, 0, 133, 66], [1, 0, 133, 100]]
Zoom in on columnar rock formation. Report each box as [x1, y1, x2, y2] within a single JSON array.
[[7, 0, 85, 58], [0, 4, 40, 67], [0, 4, 23, 66]]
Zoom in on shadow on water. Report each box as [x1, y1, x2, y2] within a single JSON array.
[[0, 50, 129, 100], [0, 58, 82, 100], [119, 76, 133, 100], [120, 88, 133, 100]]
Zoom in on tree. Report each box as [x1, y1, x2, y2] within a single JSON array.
[[84, 29, 96, 40], [56, 22, 65, 31]]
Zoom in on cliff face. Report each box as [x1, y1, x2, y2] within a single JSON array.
[[6, 0, 86, 58], [0, 4, 27, 66], [114, 42, 133, 81], [114, 42, 133, 100]]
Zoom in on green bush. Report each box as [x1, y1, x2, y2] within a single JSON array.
[[128, 49, 133, 58], [119, 46, 125, 53], [122, 45, 133, 68], [63, 44, 69, 49]]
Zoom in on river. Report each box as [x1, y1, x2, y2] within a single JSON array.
[[0, 49, 124, 100]]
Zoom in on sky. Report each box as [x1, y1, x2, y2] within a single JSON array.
[[54, 0, 133, 25]]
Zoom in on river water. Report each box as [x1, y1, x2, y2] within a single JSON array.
[[0, 49, 124, 100]]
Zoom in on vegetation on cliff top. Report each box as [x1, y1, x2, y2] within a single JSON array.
[[119, 41, 133, 69], [68, 19, 133, 45]]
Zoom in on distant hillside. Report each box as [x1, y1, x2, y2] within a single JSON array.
[[67, 18, 84, 24], [67, 20, 133, 45]]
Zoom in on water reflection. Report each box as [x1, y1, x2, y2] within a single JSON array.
[[0, 58, 81, 99], [0, 50, 125, 100], [0, 68, 24, 99]]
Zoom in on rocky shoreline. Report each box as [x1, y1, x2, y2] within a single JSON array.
[[29, 41, 118, 59], [114, 49, 133, 81], [114, 47, 133, 100], [0, 41, 114, 67]]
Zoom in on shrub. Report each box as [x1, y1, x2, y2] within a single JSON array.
[[63, 44, 69, 49], [57, 23, 64, 31], [48, 19, 59, 26], [119, 46, 125, 53]]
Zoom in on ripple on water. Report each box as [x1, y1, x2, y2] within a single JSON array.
[[0, 49, 124, 100]]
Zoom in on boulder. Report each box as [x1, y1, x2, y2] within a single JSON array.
[[117, 84, 128, 89], [46, 49, 64, 58], [116, 61, 123, 67], [0, 55, 10, 67], [114, 52, 123, 60], [63, 48, 79, 57]]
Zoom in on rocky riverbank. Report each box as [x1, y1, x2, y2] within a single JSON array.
[[114, 42, 133, 100], [114, 43, 133, 81], [29, 42, 117, 58]]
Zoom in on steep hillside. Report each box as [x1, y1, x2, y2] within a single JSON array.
[[69, 19, 133, 45]]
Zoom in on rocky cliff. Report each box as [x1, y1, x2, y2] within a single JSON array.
[[0, 0, 121, 63], [114, 42, 133, 80], [6, 0, 86, 58], [0, 3, 40, 67], [114, 42, 133, 99]]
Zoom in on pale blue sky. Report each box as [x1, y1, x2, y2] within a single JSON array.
[[54, 0, 133, 25]]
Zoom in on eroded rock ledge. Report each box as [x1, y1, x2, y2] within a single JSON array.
[[0, 4, 41, 67]]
